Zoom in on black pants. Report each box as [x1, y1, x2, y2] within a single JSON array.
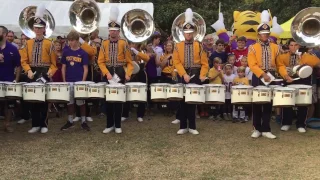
[[122, 102, 146, 118], [75, 102, 90, 117], [106, 102, 123, 128], [224, 99, 232, 114], [251, 74, 272, 132], [20, 101, 30, 120]]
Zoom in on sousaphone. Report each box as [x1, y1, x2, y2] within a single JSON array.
[[19, 6, 55, 38], [171, 12, 206, 43], [291, 7, 320, 47]]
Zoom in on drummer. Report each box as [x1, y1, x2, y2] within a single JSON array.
[[0, 25, 21, 132], [247, 16, 280, 139], [173, 8, 209, 135], [60, 31, 90, 131], [20, 5, 57, 134], [276, 38, 320, 133], [98, 6, 133, 134]]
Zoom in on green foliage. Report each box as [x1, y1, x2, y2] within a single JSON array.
[[66, 0, 320, 35]]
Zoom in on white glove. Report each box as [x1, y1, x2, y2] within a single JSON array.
[[271, 17, 284, 35], [79, 37, 85, 44], [211, 12, 226, 32], [13, 80, 17, 83], [131, 47, 139, 55]]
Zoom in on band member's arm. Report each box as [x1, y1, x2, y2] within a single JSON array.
[[137, 52, 150, 62], [300, 53, 320, 68], [48, 46, 58, 77], [20, 45, 31, 73], [82, 53, 89, 81], [275, 55, 289, 78], [125, 45, 134, 77], [159, 55, 171, 69], [248, 45, 264, 78], [81, 42, 97, 61], [61, 54, 67, 82], [173, 46, 187, 77], [200, 49, 209, 79], [97, 44, 110, 76]]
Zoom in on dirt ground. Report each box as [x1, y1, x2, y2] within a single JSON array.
[[1, 112, 320, 180]]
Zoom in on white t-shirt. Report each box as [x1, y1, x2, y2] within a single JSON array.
[[224, 74, 236, 99], [153, 46, 163, 76], [245, 67, 253, 81]]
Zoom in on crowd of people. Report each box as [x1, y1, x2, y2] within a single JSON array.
[[1, 7, 320, 139]]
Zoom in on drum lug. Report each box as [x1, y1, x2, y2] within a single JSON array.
[[14, 87, 16, 92], [117, 90, 118, 94], [138, 89, 140, 93]]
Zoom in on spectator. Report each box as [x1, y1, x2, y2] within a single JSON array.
[[209, 39, 228, 68]]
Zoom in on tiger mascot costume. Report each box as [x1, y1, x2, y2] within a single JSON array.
[[211, 10, 284, 49]]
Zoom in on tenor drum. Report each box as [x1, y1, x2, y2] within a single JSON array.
[[269, 85, 281, 100], [167, 83, 184, 101], [273, 87, 295, 107], [252, 86, 271, 104], [74, 81, 94, 99], [4, 82, 23, 99], [293, 65, 313, 78], [46, 82, 70, 103], [105, 84, 126, 102], [126, 82, 147, 102], [0, 82, 5, 100], [88, 83, 105, 99], [287, 84, 312, 106], [150, 83, 169, 102], [185, 84, 205, 104], [23, 83, 46, 102], [231, 85, 253, 104], [204, 84, 225, 104]]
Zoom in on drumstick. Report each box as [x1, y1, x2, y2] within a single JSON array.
[[190, 74, 195, 79]]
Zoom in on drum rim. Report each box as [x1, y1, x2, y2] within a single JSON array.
[[23, 83, 45, 86], [47, 82, 69, 85], [287, 84, 312, 88], [232, 85, 253, 89], [274, 87, 295, 91], [203, 84, 225, 87], [74, 81, 95, 85], [125, 82, 146, 85]]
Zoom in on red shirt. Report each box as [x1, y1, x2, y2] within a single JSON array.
[[232, 48, 248, 67]]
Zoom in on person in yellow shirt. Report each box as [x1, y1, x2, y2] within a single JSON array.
[[276, 38, 320, 133], [208, 57, 223, 84], [99, 7, 133, 134], [158, 40, 177, 83], [173, 8, 209, 135], [20, 5, 57, 134]]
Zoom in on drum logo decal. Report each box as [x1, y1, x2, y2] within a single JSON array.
[[157, 88, 162, 91], [111, 89, 117, 93], [241, 91, 246, 95], [8, 88, 13, 91], [300, 92, 306, 95], [92, 89, 98, 92], [172, 88, 177, 92], [52, 88, 57, 91], [212, 89, 217, 93], [79, 87, 84, 91], [261, 92, 267, 96], [28, 89, 33, 92], [192, 90, 198, 94], [284, 94, 291, 97]]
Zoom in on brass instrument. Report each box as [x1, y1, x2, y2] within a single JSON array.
[[291, 7, 320, 47], [171, 12, 206, 43], [19, 6, 55, 38]]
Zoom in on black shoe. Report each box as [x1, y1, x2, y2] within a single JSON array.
[[60, 121, 74, 130], [232, 119, 237, 123], [240, 118, 246, 123], [81, 122, 90, 131]]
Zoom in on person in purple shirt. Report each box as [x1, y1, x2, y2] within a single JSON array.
[[209, 39, 228, 68], [0, 26, 21, 132], [60, 31, 90, 131]]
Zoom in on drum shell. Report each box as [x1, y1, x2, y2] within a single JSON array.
[[167, 84, 184, 101], [231, 86, 253, 104], [252, 87, 271, 104], [204, 84, 225, 104], [88, 84, 105, 99], [74, 82, 94, 99], [185, 85, 205, 104], [150, 83, 168, 102], [287, 85, 312, 106], [46, 83, 70, 103], [272, 88, 296, 107], [5, 83, 23, 99], [23, 84, 46, 102], [0, 83, 5, 100], [105, 85, 126, 102], [126, 83, 147, 102]]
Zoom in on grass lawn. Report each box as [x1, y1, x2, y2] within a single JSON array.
[[1, 112, 320, 180]]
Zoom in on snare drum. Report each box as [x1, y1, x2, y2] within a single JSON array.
[[167, 84, 184, 101], [74, 81, 94, 99], [273, 87, 295, 107], [231, 85, 253, 104], [46, 82, 70, 103], [252, 86, 271, 104], [4, 82, 23, 99], [105, 84, 126, 102], [88, 83, 105, 99], [23, 83, 46, 102], [150, 83, 169, 102], [126, 82, 147, 102], [287, 84, 312, 106], [185, 84, 205, 104], [0, 82, 6, 100], [204, 84, 225, 104]]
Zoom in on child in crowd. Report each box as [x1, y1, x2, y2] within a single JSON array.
[[223, 64, 236, 120], [208, 57, 224, 120], [209, 39, 228, 68], [240, 56, 252, 84], [232, 67, 249, 123], [232, 36, 248, 67], [227, 54, 237, 75]]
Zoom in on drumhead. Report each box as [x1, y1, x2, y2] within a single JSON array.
[[47, 82, 69, 85], [24, 82, 45, 86], [298, 66, 313, 78], [150, 83, 169, 87], [168, 83, 183, 87], [126, 82, 147, 86], [269, 85, 281, 88], [4, 82, 23, 85], [88, 83, 105, 87], [274, 87, 295, 91], [253, 86, 270, 90], [232, 85, 253, 89], [204, 84, 225, 88], [185, 84, 204, 88], [287, 84, 312, 89], [106, 83, 126, 88], [97, 82, 107, 85], [74, 81, 94, 85]]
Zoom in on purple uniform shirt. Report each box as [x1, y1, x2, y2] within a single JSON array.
[[0, 41, 21, 81], [61, 47, 89, 82]]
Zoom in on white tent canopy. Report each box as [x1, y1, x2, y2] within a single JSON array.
[[0, 0, 154, 38]]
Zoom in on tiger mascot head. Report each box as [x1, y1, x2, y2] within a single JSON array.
[[233, 10, 272, 40]]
